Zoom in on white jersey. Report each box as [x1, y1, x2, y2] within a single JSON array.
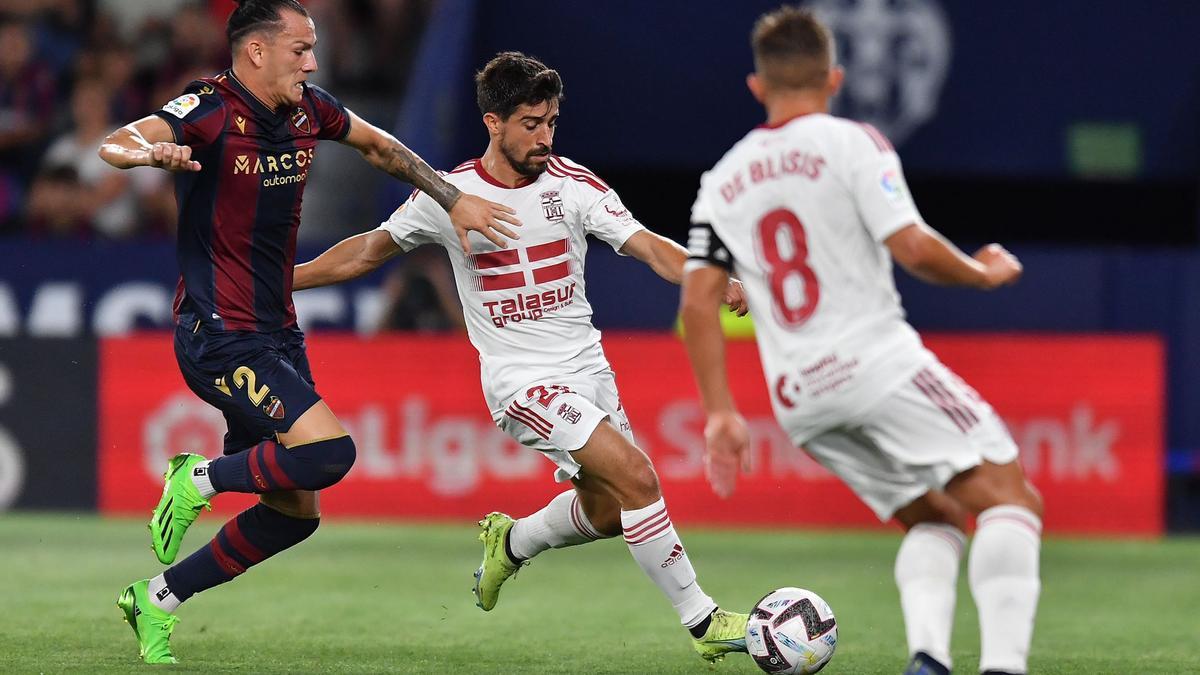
[[379, 155, 646, 412], [688, 113, 933, 434]]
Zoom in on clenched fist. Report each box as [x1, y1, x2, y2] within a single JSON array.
[[148, 142, 201, 172]]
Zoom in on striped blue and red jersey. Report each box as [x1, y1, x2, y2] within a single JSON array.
[[153, 70, 351, 332]]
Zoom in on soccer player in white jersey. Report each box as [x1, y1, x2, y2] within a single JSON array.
[[679, 8, 1043, 675], [294, 52, 751, 663]]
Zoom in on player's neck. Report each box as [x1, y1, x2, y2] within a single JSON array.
[[763, 92, 830, 127], [230, 65, 285, 112], [480, 147, 532, 188]]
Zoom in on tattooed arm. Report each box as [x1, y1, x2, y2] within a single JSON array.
[[341, 109, 520, 252]]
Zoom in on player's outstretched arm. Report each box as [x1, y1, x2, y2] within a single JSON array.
[[621, 231, 749, 314], [886, 223, 1022, 290], [294, 230, 402, 291], [340, 110, 520, 253], [98, 115, 201, 172], [680, 264, 751, 498]]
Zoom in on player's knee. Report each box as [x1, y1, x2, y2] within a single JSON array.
[[623, 450, 661, 505], [1018, 482, 1044, 518], [286, 435, 356, 490]]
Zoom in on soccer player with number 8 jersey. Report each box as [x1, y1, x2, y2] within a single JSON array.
[[680, 7, 1043, 675]]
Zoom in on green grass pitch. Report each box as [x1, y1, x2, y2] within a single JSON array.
[[0, 513, 1196, 673]]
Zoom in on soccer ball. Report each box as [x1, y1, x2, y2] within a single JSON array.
[[746, 587, 838, 674]]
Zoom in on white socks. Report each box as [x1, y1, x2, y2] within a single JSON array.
[[147, 573, 181, 613], [621, 498, 716, 627], [508, 490, 605, 560], [191, 459, 216, 498], [895, 522, 966, 669], [969, 505, 1042, 674]]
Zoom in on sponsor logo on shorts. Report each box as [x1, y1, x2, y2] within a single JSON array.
[[263, 396, 286, 420], [556, 403, 581, 424]]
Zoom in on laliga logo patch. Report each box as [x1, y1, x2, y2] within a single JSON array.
[[810, 0, 951, 145], [540, 190, 564, 222], [291, 107, 310, 134], [162, 93, 200, 119], [262, 396, 286, 420], [880, 167, 906, 204]]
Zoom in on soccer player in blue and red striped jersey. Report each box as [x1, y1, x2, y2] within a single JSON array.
[[97, 0, 519, 664]]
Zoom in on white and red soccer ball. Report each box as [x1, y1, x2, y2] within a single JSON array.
[[746, 587, 838, 674]]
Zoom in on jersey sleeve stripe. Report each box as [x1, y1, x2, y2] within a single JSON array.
[[552, 155, 611, 187], [526, 238, 569, 262], [547, 156, 609, 192], [471, 249, 521, 270], [858, 122, 893, 153], [546, 165, 608, 193]]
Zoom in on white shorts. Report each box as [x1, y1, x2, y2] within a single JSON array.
[[798, 360, 1019, 521], [494, 370, 634, 482]]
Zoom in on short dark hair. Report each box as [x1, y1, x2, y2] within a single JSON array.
[[475, 52, 564, 119], [751, 6, 834, 90], [226, 0, 309, 47]]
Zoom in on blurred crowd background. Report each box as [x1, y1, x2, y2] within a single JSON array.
[[0, 0, 432, 240], [1, 0, 1199, 529]]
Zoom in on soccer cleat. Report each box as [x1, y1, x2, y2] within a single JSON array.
[[904, 651, 951, 675], [117, 579, 180, 664], [473, 512, 525, 611], [150, 452, 211, 564], [693, 609, 749, 663]]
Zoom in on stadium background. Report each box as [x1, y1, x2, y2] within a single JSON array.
[[2, 1, 1199, 672], [1, 0, 1195, 531]]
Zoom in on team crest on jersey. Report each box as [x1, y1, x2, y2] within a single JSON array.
[[262, 396, 286, 420], [291, 107, 310, 134], [540, 190, 565, 222]]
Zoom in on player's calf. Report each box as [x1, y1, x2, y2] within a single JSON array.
[[149, 503, 321, 613], [948, 461, 1042, 675]]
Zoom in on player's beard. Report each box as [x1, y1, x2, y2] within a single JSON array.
[[501, 140, 551, 178]]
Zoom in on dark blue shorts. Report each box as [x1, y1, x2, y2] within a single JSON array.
[[174, 314, 323, 455]]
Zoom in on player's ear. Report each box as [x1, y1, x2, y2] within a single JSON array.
[[245, 38, 265, 68], [826, 66, 845, 97], [746, 73, 767, 104], [482, 112, 502, 137]]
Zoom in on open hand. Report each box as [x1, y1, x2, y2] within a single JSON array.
[[703, 410, 751, 498], [449, 193, 522, 253]]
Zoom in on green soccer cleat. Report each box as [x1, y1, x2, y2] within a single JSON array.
[[693, 609, 749, 663], [150, 452, 211, 564], [117, 579, 180, 664], [473, 512, 525, 611]]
